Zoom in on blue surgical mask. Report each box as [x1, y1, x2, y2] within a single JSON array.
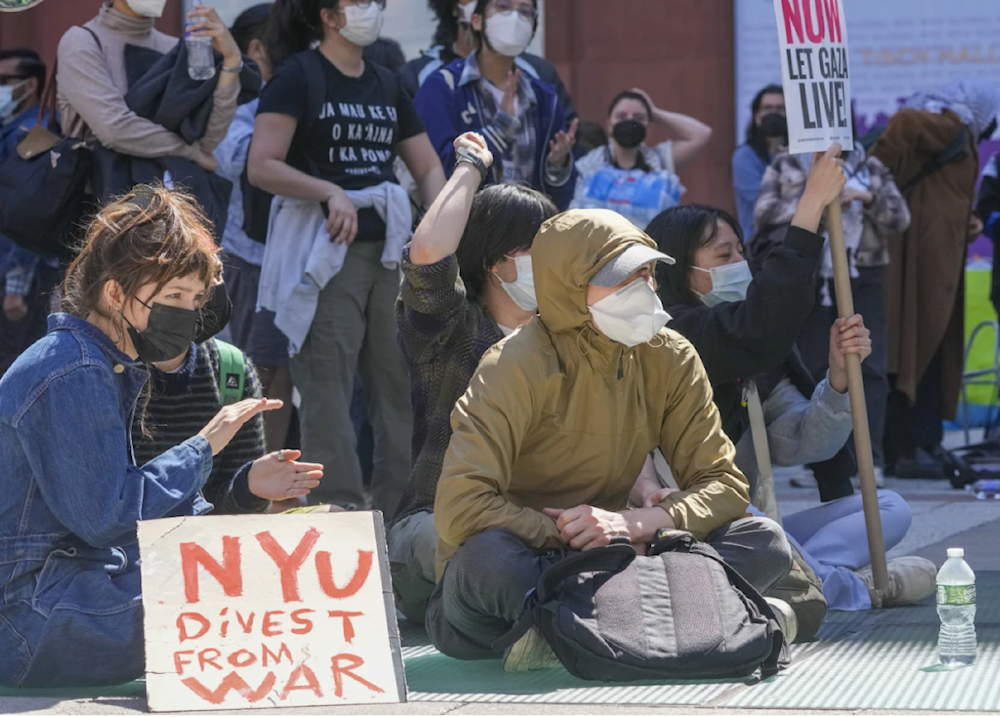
[[694, 260, 753, 307], [0, 80, 27, 120]]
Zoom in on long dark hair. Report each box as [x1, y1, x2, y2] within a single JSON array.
[[455, 183, 557, 301], [231, 4, 273, 54], [429, 0, 460, 48], [646, 204, 743, 308], [266, 0, 340, 71], [746, 84, 784, 161]]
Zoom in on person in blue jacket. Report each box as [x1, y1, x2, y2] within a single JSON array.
[[414, 0, 578, 210], [0, 185, 304, 688]]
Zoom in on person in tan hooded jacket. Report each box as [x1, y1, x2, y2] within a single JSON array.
[[427, 207, 793, 667]]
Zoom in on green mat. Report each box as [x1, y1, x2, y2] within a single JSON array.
[[3, 575, 997, 711]]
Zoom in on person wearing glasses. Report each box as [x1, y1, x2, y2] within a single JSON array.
[[248, 0, 446, 516], [414, 0, 578, 210], [399, 0, 577, 128]]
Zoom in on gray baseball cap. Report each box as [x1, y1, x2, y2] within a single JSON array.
[[590, 244, 675, 288]]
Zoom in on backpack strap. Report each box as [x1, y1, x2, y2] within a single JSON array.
[[215, 339, 246, 406], [41, 26, 103, 134], [683, 541, 788, 678], [900, 127, 969, 194]]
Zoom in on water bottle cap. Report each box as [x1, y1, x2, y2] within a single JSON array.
[[947, 548, 965, 558]]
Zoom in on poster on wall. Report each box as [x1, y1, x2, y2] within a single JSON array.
[[138, 512, 406, 713], [771, 0, 853, 154]]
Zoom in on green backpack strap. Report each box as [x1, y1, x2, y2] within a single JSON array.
[[215, 339, 246, 406]]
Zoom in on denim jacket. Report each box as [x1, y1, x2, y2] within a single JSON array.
[[0, 314, 213, 686]]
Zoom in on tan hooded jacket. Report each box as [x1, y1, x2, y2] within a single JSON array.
[[434, 209, 750, 578]]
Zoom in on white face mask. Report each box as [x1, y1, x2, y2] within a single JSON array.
[[485, 10, 534, 57], [127, 0, 169, 18], [458, 1, 477, 25], [589, 278, 671, 348], [0, 80, 27, 120], [494, 254, 537, 312], [340, 2, 385, 48], [693, 260, 753, 307]]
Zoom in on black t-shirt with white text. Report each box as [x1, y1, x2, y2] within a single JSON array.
[[259, 50, 425, 241]]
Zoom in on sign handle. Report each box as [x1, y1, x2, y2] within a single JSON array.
[[825, 199, 889, 596]]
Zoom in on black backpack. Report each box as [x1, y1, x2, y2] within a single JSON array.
[[495, 530, 788, 682], [0, 27, 102, 260]]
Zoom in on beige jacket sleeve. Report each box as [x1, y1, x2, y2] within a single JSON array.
[[655, 336, 751, 539], [57, 28, 237, 160], [434, 347, 564, 552]]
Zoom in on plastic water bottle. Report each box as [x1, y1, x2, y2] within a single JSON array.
[[185, 29, 216, 81], [937, 548, 977, 668]]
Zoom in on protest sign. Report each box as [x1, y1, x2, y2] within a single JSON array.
[[138, 512, 406, 713], [772, 0, 854, 153]]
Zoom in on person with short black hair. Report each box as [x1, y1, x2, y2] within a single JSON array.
[[571, 88, 712, 229], [0, 48, 59, 377], [732, 85, 786, 238], [391, 131, 557, 623], [414, 0, 578, 210]]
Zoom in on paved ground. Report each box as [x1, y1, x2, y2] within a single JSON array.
[[4, 435, 998, 715]]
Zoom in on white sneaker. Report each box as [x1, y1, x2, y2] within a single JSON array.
[[857, 556, 937, 608], [851, 467, 886, 489], [765, 597, 798, 645], [502, 626, 561, 672]]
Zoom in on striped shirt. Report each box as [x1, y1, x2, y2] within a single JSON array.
[[131, 340, 270, 514]]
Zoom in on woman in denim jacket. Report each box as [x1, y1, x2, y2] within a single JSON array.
[[0, 186, 291, 688]]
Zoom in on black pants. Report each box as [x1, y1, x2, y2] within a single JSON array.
[[427, 520, 793, 661], [796, 267, 889, 468], [0, 265, 59, 378], [884, 352, 945, 465]]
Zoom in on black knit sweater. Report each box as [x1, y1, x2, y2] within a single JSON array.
[[131, 340, 270, 514]]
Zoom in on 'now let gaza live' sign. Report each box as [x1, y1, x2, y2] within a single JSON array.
[[138, 512, 406, 712], [773, 0, 855, 153]]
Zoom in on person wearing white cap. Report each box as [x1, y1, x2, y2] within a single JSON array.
[[427, 207, 793, 670]]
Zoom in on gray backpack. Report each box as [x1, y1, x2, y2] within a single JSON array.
[[495, 530, 789, 681]]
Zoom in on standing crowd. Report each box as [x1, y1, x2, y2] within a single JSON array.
[[0, 0, 995, 688]]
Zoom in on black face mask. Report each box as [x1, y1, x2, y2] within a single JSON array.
[[612, 119, 647, 149], [195, 282, 232, 344], [125, 301, 199, 364], [758, 112, 788, 140]]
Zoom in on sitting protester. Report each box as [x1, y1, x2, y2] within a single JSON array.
[[752, 141, 910, 488], [0, 186, 331, 688], [414, 0, 578, 210], [647, 147, 859, 503], [392, 131, 557, 622], [132, 281, 323, 514], [427, 207, 793, 668], [571, 88, 712, 229]]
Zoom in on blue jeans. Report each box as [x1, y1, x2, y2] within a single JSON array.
[[782, 491, 912, 611]]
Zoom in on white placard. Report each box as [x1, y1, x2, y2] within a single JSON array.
[[772, 0, 853, 153], [138, 512, 406, 713]]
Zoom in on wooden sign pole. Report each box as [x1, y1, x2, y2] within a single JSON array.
[[825, 200, 889, 596]]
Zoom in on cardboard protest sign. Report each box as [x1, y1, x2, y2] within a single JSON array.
[[138, 512, 406, 713], [773, 0, 854, 153]]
